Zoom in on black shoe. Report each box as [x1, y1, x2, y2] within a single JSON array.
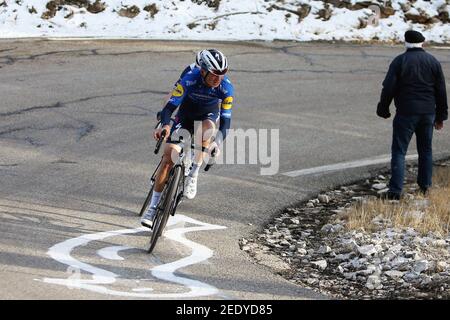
[[419, 187, 429, 196], [380, 192, 401, 200]]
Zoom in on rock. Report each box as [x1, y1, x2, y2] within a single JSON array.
[[143, 3, 159, 18], [420, 275, 432, 286], [297, 248, 307, 255], [306, 202, 314, 208], [28, 6, 37, 14], [377, 188, 389, 195], [436, 261, 448, 272], [280, 240, 291, 246], [344, 272, 357, 281], [391, 256, 410, 270], [358, 244, 378, 256], [311, 260, 328, 270], [301, 231, 311, 238], [372, 183, 387, 190], [290, 218, 300, 225], [389, 244, 403, 253], [118, 5, 140, 18], [321, 224, 333, 233], [385, 270, 405, 279], [289, 245, 296, 251], [318, 245, 332, 254], [294, 4, 311, 21], [432, 239, 447, 247], [318, 194, 330, 203], [366, 275, 383, 290], [404, 12, 434, 25], [359, 264, 377, 276], [87, 0, 106, 14], [413, 260, 429, 274], [341, 239, 358, 253], [317, 3, 332, 21], [331, 224, 344, 233]]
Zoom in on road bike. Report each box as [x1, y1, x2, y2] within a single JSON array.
[[139, 113, 216, 253]]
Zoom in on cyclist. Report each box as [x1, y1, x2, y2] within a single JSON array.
[[141, 49, 234, 228]]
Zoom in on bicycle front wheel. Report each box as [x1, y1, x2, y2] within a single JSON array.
[[147, 165, 182, 254], [139, 183, 154, 217]]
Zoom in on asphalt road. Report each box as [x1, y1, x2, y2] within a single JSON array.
[[1, 39, 449, 300]]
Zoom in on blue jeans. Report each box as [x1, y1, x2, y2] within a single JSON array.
[[389, 113, 435, 195]]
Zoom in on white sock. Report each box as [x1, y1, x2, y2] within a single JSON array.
[[189, 163, 201, 178], [149, 191, 161, 209]]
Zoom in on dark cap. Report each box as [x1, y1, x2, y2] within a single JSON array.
[[405, 30, 425, 43]]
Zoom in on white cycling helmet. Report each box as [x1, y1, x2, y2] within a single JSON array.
[[199, 49, 228, 76], [195, 50, 204, 67]]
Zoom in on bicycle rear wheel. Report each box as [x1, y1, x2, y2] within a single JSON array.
[[147, 165, 182, 254]]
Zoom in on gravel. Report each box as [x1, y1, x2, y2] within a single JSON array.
[[241, 161, 450, 299]]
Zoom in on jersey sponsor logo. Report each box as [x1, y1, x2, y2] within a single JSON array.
[[221, 96, 233, 110], [186, 80, 197, 86], [172, 83, 184, 97]]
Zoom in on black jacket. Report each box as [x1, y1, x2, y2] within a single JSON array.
[[377, 48, 448, 122]]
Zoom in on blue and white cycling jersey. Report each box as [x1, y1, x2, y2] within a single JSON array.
[[167, 68, 234, 119], [161, 67, 234, 143]]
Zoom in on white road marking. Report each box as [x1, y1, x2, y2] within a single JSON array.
[[97, 246, 133, 261], [40, 214, 226, 298], [282, 154, 418, 177], [132, 288, 154, 292]]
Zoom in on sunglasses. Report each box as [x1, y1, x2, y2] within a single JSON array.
[[210, 68, 228, 76]]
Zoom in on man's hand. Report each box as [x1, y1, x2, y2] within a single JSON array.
[[209, 141, 220, 158], [154, 125, 171, 140], [376, 103, 391, 119], [435, 121, 444, 130]]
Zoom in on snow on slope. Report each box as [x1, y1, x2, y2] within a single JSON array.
[[0, 0, 449, 43]]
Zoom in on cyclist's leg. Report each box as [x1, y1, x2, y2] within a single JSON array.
[[185, 118, 216, 199], [154, 143, 181, 192], [191, 118, 217, 168], [154, 112, 192, 192]]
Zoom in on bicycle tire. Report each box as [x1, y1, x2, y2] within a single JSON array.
[[157, 165, 182, 237], [147, 165, 182, 253]]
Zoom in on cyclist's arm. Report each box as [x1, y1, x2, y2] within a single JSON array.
[[160, 102, 178, 126], [160, 79, 188, 126], [216, 96, 233, 145]]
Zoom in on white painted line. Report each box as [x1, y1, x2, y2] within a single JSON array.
[[282, 154, 418, 177], [151, 215, 226, 297], [41, 214, 226, 299], [97, 246, 133, 261], [430, 46, 450, 50], [132, 288, 154, 292]]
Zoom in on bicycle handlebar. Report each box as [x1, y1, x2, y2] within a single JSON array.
[[154, 129, 167, 155]]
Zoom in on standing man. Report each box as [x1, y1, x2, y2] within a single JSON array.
[[377, 30, 448, 200]]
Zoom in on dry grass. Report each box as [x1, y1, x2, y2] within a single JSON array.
[[345, 165, 450, 236]]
